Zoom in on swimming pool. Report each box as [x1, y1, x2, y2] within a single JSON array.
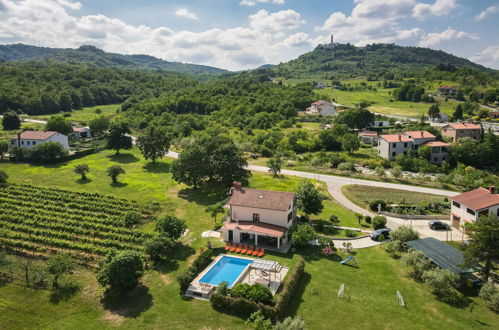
[[199, 256, 253, 287]]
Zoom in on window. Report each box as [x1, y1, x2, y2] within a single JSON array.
[[434, 157, 437, 162], [11, 140, 15, 145], [33, 141, 36, 145], [287, 212, 293, 222], [404, 143, 407, 148], [21, 141, 24, 145], [442, 156, 446, 161], [392, 143, 396, 148], [392, 151, 396, 157], [252, 213, 260, 222], [466, 208, 475, 216], [403, 151, 407, 155], [26, 141, 30, 145], [452, 201, 460, 208]]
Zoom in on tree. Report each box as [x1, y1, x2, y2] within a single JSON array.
[[329, 215, 339, 226], [106, 121, 132, 155], [2, 111, 21, 130], [0, 140, 8, 160], [16, 255, 33, 287], [296, 179, 323, 220], [371, 216, 387, 229], [273, 316, 306, 330], [0, 170, 8, 185], [341, 134, 360, 154], [205, 203, 225, 224], [422, 268, 458, 296], [45, 116, 72, 135], [171, 144, 207, 189], [374, 166, 385, 177], [464, 213, 499, 281], [402, 250, 432, 279], [334, 107, 374, 129], [418, 145, 431, 161], [107, 165, 125, 183], [29, 142, 68, 161], [122, 211, 141, 228], [453, 104, 463, 120], [89, 115, 110, 135], [428, 104, 440, 121], [97, 250, 144, 293], [291, 223, 316, 247], [246, 311, 272, 330], [155, 215, 187, 240], [136, 125, 171, 163], [46, 253, 76, 288], [391, 165, 402, 178], [145, 235, 175, 263], [479, 282, 499, 312], [266, 156, 282, 177], [73, 164, 89, 180], [390, 225, 419, 249]]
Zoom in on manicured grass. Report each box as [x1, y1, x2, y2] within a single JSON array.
[[342, 184, 449, 209], [27, 104, 120, 124], [0, 122, 45, 140]]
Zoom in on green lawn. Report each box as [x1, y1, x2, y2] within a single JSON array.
[[0, 122, 45, 141], [26, 104, 120, 124], [342, 184, 449, 209]]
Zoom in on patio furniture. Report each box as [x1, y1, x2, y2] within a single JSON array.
[[235, 244, 242, 253], [224, 242, 231, 251], [260, 270, 269, 277], [240, 245, 248, 254], [257, 248, 265, 257], [229, 243, 237, 252], [246, 246, 254, 255], [255, 277, 270, 287], [252, 247, 260, 256]]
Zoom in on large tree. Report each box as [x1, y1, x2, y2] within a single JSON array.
[[341, 133, 360, 154], [89, 115, 110, 135], [296, 179, 323, 220], [266, 156, 282, 177], [464, 213, 499, 281], [97, 250, 144, 294], [428, 104, 440, 121], [145, 235, 175, 263], [2, 111, 21, 130], [46, 253, 76, 288], [45, 116, 73, 135], [106, 121, 132, 155], [334, 107, 374, 130], [136, 125, 171, 163], [171, 144, 207, 189], [155, 215, 187, 240]]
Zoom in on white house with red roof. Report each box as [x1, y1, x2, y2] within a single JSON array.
[[450, 186, 499, 228], [10, 131, 69, 150], [403, 131, 436, 150], [375, 134, 413, 160], [221, 183, 296, 252], [72, 127, 91, 139], [306, 100, 340, 116]]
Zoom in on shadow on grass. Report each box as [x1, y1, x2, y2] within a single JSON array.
[[108, 153, 139, 164], [154, 243, 196, 274], [283, 272, 311, 318], [177, 184, 227, 206], [436, 291, 472, 309], [101, 285, 153, 318], [75, 178, 92, 184], [143, 161, 171, 173], [50, 282, 81, 304], [111, 181, 128, 188]]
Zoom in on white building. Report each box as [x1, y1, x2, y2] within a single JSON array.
[[72, 127, 91, 139], [10, 131, 69, 150], [315, 82, 326, 89], [370, 120, 390, 128], [450, 186, 499, 228], [306, 100, 340, 116], [221, 183, 296, 252], [375, 134, 413, 160]]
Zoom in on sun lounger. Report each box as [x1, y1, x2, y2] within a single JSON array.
[[235, 244, 242, 253], [240, 245, 248, 254], [229, 243, 237, 252], [252, 247, 260, 256], [224, 242, 231, 251], [246, 246, 254, 255], [257, 248, 265, 257]]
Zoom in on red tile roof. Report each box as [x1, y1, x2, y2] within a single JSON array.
[[18, 131, 57, 140], [425, 141, 451, 147], [404, 131, 436, 139], [227, 187, 294, 211], [73, 127, 88, 132], [380, 134, 412, 143], [359, 131, 377, 136], [223, 221, 287, 237], [445, 123, 481, 130], [452, 187, 499, 211]]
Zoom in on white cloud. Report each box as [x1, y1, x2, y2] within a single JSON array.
[[413, 0, 457, 19], [279, 32, 311, 47], [175, 8, 198, 20], [56, 0, 82, 11], [475, 5, 499, 21], [419, 28, 478, 47], [240, 0, 285, 7], [470, 45, 499, 69], [249, 9, 304, 31]]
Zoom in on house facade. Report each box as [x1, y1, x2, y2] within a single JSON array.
[[437, 86, 457, 96], [10, 131, 70, 150], [375, 134, 413, 160], [450, 186, 499, 228], [403, 131, 436, 150], [370, 120, 390, 128], [358, 131, 377, 144], [72, 127, 91, 139], [425, 141, 450, 164], [306, 100, 338, 116], [221, 184, 296, 251], [442, 123, 481, 142]]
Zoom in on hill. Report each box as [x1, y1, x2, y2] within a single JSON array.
[[0, 44, 228, 75], [272, 43, 497, 79]]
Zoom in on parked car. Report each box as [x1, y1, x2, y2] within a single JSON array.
[[370, 228, 391, 241], [428, 221, 450, 230]]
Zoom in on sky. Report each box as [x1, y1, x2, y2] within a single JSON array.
[[0, 0, 498, 71]]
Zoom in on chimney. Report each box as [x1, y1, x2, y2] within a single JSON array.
[[232, 181, 242, 190], [489, 186, 496, 194]]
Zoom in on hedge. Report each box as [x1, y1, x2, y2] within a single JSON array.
[[210, 255, 305, 321], [176, 248, 214, 293]]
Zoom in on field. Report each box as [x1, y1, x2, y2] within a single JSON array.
[[342, 184, 449, 209], [26, 104, 120, 124], [0, 122, 45, 141]]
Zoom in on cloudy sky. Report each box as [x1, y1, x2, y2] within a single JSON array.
[[0, 0, 498, 70]]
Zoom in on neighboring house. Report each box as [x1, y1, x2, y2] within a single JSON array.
[[489, 111, 499, 119], [315, 82, 326, 89], [370, 120, 390, 128], [424, 141, 451, 164], [403, 131, 436, 150], [375, 134, 413, 160], [437, 86, 457, 96], [306, 100, 339, 116], [72, 127, 91, 139], [450, 186, 499, 228], [221, 183, 296, 252], [441, 123, 482, 142], [358, 131, 377, 143], [428, 112, 449, 123], [10, 131, 70, 150]]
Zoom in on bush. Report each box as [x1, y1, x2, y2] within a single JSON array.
[[479, 282, 499, 312], [122, 211, 141, 228], [231, 283, 274, 305], [422, 268, 459, 295], [369, 200, 386, 212], [291, 224, 316, 247], [345, 230, 357, 237], [371, 216, 387, 230], [337, 162, 354, 171], [384, 240, 402, 256], [318, 236, 334, 248], [29, 142, 68, 161], [176, 249, 213, 293], [402, 250, 432, 279], [216, 281, 229, 295], [329, 215, 339, 225], [390, 225, 419, 247], [364, 216, 372, 224]]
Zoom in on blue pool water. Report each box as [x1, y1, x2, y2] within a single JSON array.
[[200, 256, 253, 287]]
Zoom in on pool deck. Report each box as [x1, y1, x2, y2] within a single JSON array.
[[186, 254, 287, 300]]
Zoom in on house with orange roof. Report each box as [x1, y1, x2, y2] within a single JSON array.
[[437, 86, 457, 96], [424, 141, 451, 164], [441, 123, 482, 142], [375, 134, 413, 160], [305, 100, 341, 116], [10, 131, 69, 150], [72, 126, 91, 139], [450, 186, 499, 228], [403, 131, 436, 150], [221, 182, 296, 252]]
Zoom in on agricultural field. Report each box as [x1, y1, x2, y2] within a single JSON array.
[[0, 183, 149, 263], [26, 104, 120, 124]]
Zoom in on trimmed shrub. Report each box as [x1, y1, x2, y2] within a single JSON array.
[[390, 225, 419, 248], [371, 216, 387, 230], [176, 249, 213, 293]]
